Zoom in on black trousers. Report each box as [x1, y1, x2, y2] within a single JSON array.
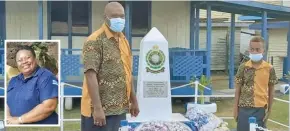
[[237, 107, 266, 131], [81, 114, 126, 131]]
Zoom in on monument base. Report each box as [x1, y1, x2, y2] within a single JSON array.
[[123, 113, 196, 130], [126, 113, 189, 123]]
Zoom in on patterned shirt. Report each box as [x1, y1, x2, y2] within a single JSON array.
[[81, 23, 132, 116], [235, 60, 278, 108]]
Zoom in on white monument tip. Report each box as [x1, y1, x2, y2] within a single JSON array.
[[143, 27, 168, 43]]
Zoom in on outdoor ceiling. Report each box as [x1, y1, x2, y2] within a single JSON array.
[[193, 1, 290, 20]]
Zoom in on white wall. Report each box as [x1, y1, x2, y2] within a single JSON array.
[[199, 27, 241, 70], [91, 1, 107, 32], [6, 1, 48, 39], [5, 1, 249, 71], [131, 1, 191, 50], [240, 28, 255, 54], [5, 1, 106, 49], [268, 29, 288, 57], [254, 0, 282, 5], [151, 1, 190, 48], [282, 0, 290, 7], [268, 29, 288, 78]]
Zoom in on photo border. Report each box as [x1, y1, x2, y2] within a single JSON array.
[[4, 39, 61, 127]]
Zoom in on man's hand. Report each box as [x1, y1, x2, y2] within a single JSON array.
[[93, 108, 106, 126], [7, 117, 20, 124], [130, 101, 140, 117], [263, 111, 270, 123], [233, 107, 238, 122]]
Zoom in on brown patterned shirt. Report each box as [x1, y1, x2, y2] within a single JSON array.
[[81, 23, 132, 116], [235, 60, 278, 108]]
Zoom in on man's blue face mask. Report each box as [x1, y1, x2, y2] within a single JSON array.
[[108, 18, 125, 32]]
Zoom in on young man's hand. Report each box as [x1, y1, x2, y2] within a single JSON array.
[[263, 111, 271, 123], [233, 107, 238, 122]]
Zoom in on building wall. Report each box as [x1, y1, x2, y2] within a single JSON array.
[[5, 1, 242, 49], [199, 27, 241, 70], [268, 29, 288, 78], [5, 1, 247, 71], [282, 0, 290, 7], [240, 28, 255, 54], [91, 1, 107, 32], [151, 1, 190, 48], [5, 1, 48, 39], [254, 0, 282, 6], [52, 1, 107, 51]]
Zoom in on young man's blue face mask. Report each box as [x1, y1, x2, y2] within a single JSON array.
[[249, 53, 263, 62], [108, 18, 125, 32]]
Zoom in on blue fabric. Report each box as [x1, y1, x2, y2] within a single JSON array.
[[7, 67, 58, 124]]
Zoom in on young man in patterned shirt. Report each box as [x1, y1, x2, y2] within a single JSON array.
[[234, 36, 278, 131], [81, 2, 139, 131]]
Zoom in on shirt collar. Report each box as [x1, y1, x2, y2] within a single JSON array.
[[18, 66, 41, 81], [102, 23, 125, 39], [245, 60, 271, 69]]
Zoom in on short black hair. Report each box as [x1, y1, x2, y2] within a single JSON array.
[[15, 45, 36, 60]]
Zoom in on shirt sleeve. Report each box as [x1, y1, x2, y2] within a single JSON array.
[[235, 64, 245, 85], [7, 77, 16, 92], [39, 75, 59, 103], [269, 67, 278, 85], [82, 40, 102, 74]]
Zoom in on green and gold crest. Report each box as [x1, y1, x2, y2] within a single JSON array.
[[146, 45, 165, 74]]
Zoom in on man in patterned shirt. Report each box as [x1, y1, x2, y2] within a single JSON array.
[[81, 2, 139, 131], [233, 36, 278, 131]]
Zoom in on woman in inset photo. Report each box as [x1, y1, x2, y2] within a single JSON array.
[[6, 44, 59, 125]]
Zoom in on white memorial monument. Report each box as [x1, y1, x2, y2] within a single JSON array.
[[127, 27, 188, 122]]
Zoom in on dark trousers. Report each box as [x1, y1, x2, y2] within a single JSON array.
[[237, 107, 266, 131], [81, 114, 126, 131]]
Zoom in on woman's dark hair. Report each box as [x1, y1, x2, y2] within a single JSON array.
[[15, 45, 36, 60]]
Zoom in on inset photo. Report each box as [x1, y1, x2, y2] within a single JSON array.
[[4, 40, 60, 127]]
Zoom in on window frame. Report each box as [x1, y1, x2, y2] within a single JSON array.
[[131, 1, 151, 37], [47, 1, 92, 37]]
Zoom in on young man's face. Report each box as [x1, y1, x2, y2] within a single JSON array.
[[249, 41, 264, 54]]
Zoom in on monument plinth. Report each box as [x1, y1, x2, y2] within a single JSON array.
[[134, 27, 172, 121]]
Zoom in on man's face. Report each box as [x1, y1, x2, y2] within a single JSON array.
[[16, 50, 37, 76], [105, 5, 125, 25], [249, 41, 264, 54]]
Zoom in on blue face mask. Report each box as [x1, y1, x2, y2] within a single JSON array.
[[249, 53, 263, 62], [109, 18, 125, 32]]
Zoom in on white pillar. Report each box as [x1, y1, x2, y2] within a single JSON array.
[[65, 97, 73, 110], [249, 117, 256, 131]]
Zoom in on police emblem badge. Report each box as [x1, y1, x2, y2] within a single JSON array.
[[145, 45, 165, 74]]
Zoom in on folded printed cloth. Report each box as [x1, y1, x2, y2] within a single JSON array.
[[185, 106, 230, 131], [199, 115, 230, 131], [134, 121, 192, 131], [213, 122, 230, 131], [185, 106, 210, 129]]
